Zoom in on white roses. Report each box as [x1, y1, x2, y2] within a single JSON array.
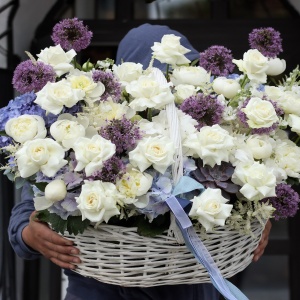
[[15, 138, 67, 178], [233, 49, 269, 83], [151, 34, 191, 66], [5, 115, 46, 143], [35, 80, 84, 115], [189, 188, 233, 232], [242, 97, 279, 129], [73, 135, 116, 176], [76, 180, 120, 223], [129, 136, 175, 174], [184, 124, 235, 167], [126, 72, 174, 111], [232, 161, 276, 201], [37, 44, 76, 77]]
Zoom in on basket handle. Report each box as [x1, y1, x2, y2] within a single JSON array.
[[151, 67, 185, 243]]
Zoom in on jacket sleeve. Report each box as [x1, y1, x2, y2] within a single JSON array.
[[8, 182, 41, 260]]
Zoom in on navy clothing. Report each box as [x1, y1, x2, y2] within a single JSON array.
[[116, 23, 199, 71], [65, 269, 220, 300]]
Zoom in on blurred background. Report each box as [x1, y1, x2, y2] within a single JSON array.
[[1, 1, 300, 299]]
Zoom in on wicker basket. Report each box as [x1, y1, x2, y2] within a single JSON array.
[[64, 221, 264, 287]]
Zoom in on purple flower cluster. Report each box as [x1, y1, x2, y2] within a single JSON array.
[[237, 98, 284, 134], [90, 156, 126, 184], [249, 27, 283, 58], [12, 60, 56, 93], [100, 117, 142, 154], [199, 45, 235, 76], [92, 70, 121, 101], [180, 93, 225, 130], [264, 183, 300, 220], [51, 18, 93, 52]]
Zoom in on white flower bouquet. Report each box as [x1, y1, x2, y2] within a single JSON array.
[[1, 19, 300, 293]]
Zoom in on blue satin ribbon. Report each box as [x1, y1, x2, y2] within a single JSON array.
[[165, 176, 249, 300]]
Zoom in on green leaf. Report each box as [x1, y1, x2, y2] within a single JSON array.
[[136, 214, 170, 237], [66, 216, 90, 235], [0, 130, 8, 137], [32, 181, 48, 192], [36, 210, 90, 235], [37, 210, 67, 234]]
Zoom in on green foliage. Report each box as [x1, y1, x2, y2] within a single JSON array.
[[37, 210, 90, 235], [136, 214, 170, 237]]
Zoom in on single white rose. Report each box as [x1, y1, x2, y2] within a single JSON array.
[[272, 140, 300, 178], [231, 161, 276, 201], [5, 115, 46, 143], [35, 80, 85, 115], [126, 73, 174, 111], [189, 188, 233, 232], [174, 84, 199, 104], [151, 34, 191, 66], [84, 99, 135, 129], [15, 138, 67, 178], [37, 44, 76, 76], [242, 97, 279, 129], [212, 77, 241, 99], [33, 179, 67, 211], [116, 165, 153, 206], [76, 180, 120, 223], [67, 70, 105, 105], [50, 117, 86, 150], [245, 135, 273, 160], [264, 85, 284, 101], [112, 62, 143, 86], [45, 179, 67, 202], [287, 114, 300, 135], [184, 124, 235, 167], [73, 135, 116, 176], [273, 91, 300, 116], [129, 135, 175, 174], [266, 58, 286, 76], [233, 49, 268, 83], [170, 66, 210, 86]]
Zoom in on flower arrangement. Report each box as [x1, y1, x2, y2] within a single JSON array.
[[1, 19, 300, 239]]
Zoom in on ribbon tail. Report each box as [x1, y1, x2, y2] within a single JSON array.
[[165, 196, 249, 300]]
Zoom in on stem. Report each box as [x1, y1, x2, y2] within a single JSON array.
[[147, 108, 152, 121]]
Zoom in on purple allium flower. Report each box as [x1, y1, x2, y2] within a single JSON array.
[[249, 27, 283, 58], [180, 93, 225, 130], [90, 156, 126, 184], [264, 183, 300, 220], [51, 18, 93, 52], [12, 60, 56, 93], [92, 70, 121, 101], [100, 117, 142, 154], [199, 45, 235, 76], [237, 98, 284, 135]]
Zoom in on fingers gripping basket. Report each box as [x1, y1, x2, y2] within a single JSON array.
[[65, 68, 265, 287]]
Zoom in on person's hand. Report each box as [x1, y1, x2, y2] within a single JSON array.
[[252, 219, 272, 262], [22, 211, 81, 269]]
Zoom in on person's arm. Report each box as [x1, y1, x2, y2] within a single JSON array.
[[252, 219, 272, 262], [8, 182, 81, 269]]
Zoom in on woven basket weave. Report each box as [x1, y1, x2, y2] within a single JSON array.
[[65, 221, 264, 287]]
